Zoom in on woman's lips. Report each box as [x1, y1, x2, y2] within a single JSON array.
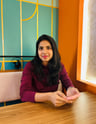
[[42, 56, 48, 59]]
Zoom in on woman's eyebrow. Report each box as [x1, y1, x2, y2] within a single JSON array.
[[38, 45, 43, 47], [38, 45, 51, 48], [46, 45, 51, 47]]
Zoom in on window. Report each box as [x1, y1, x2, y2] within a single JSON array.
[[77, 0, 96, 86]]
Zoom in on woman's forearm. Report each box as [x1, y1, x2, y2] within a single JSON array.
[[35, 91, 71, 107], [35, 92, 52, 102]]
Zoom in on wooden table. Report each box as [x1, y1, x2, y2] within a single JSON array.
[[0, 92, 96, 124]]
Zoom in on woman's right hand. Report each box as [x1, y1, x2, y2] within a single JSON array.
[[49, 91, 70, 107]]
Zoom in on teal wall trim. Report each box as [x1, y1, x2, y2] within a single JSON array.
[[38, 5, 51, 37], [3, 0, 21, 58], [38, 0, 52, 6], [22, 3, 37, 56], [0, 1, 2, 60], [22, 0, 58, 7], [53, 0, 58, 7], [53, 8, 58, 46]]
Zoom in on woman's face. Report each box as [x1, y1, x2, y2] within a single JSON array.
[[38, 40, 53, 66]]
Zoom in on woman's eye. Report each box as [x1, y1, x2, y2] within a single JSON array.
[[39, 47, 43, 50], [47, 46, 52, 49]]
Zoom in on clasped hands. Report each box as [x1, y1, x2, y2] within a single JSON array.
[[50, 87, 80, 107]]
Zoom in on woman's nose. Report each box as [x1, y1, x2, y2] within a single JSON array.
[[43, 48, 47, 53]]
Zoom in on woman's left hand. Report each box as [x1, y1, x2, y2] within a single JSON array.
[[66, 87, 80, 103]]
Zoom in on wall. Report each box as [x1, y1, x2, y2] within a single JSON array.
[[58, 0, 85, 91], [0, 0, 58, 71], [58, 0, 79, 83], [58, 0, 96, 93], [0, 0, 59, 106]]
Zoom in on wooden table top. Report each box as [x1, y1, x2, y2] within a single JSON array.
[[0, 92, 96, 124]]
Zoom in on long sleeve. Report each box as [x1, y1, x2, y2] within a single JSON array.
[[20, 62, 36, 102], [60, 64, 74, 90]]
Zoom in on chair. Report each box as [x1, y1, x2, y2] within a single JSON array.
[[0, 71, 22, 103]]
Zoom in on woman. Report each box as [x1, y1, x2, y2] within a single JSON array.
[[20, 34, 80, 107]]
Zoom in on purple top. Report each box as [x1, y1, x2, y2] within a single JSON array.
[[20, 62, 74, 102]]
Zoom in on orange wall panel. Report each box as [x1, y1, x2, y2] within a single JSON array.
[[58, 0, 79, 83], [58, 0, 96, 94]]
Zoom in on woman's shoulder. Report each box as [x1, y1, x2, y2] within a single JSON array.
[[60, 62, 66, 73], [25, 61, 32, 67], [60, 62, 64, 68], [24, 61, 34, 71]]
